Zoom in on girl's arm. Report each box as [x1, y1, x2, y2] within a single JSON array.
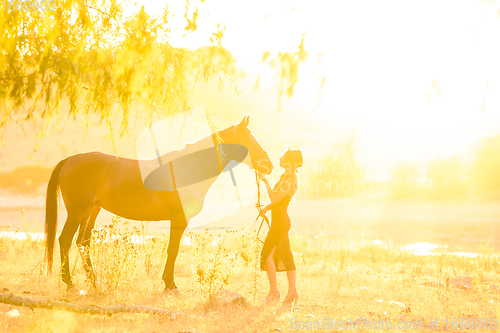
[[259, 174, 296, 204], [259, 202, 273, 217]]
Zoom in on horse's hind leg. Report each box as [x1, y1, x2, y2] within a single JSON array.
[[162, 214, 188, 292], [76, 204, 101, 289], [59, 209, 91, 289]]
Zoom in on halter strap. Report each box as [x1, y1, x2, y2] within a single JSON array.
[[169, 160, 177, 190], [212, 132, 223, 173]]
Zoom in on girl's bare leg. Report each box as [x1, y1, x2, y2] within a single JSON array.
[[284, 270, 299, 301], [265, 247, 280, 302]]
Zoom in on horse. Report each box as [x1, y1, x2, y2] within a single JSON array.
[[44, 116, 274, 292]]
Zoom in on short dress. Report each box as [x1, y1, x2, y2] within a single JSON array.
[[260, 174, 297, 272]]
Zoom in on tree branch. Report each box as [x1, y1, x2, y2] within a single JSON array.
[[0, 292, 193, 318], [84, 4, 113, 18], [0, 71, 38, 81]]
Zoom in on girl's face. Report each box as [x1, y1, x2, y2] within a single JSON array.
[[279, 153, 289, 169]]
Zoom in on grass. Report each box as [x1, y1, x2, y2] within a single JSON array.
[[0, 220, 499, 332]]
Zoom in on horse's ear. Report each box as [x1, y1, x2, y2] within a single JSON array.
[[237, 116, 249, 130]]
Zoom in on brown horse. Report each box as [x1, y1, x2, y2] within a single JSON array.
[[44, 116, 273, 292]]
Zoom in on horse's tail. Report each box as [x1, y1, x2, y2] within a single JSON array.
[[45, 159, 67, 275]]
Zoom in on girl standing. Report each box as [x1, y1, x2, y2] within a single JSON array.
[[258, 148, 303, 304]]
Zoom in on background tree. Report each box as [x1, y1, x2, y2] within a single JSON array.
[[0, 0, 238, 149], [469, 135, 500, 194]]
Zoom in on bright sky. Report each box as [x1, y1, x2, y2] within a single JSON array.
[[135, 0, 500, 177]]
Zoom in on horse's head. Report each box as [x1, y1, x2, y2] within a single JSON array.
[[218, 116, 274, 175]]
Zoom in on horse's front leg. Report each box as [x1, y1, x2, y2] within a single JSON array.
[[162, 215, 188, 292]]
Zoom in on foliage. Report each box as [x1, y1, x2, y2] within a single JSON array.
[[304, 133, 366, 198], [426, 156, 467, 200], [389, 162, 421, 200], [190, 230, 242, 303], [0, 0, 238, 147], [139, 222, 168, 281], [1, 222, 499, 332], [260, 33, 308, 115], [469, 134, 500, 194], [389, 134, 500, 201], [89, 216, 140, 295]]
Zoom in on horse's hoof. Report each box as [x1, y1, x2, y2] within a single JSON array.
[[66, 286, 86, 298], [163, 288, 181, 296], [92, 281, 105, 293]]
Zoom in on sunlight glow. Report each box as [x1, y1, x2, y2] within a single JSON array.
[[137, 0, 500, 167]]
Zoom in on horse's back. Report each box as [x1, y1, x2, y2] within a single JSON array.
[[60, 151, 118, 181], [58, 151, 174, 220]]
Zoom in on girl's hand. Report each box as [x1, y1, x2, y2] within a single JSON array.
[[258, 172, 269, 184], [259, 207, 268, 217]]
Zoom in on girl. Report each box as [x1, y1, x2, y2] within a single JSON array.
[[258, 148, 303, 304]]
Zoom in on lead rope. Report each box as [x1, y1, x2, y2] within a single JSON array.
[[254, 170, 270, 243], [253, 170, 270, 305]]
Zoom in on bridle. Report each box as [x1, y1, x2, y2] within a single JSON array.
[[254, 171, 270, 243], [215, 125, 271, 242]]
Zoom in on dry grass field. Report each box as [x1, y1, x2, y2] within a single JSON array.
[[0, 214, 499, 332]]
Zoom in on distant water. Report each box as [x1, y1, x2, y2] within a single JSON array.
[[1, 194, 499, 253], [0, 231, 488, 260]]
